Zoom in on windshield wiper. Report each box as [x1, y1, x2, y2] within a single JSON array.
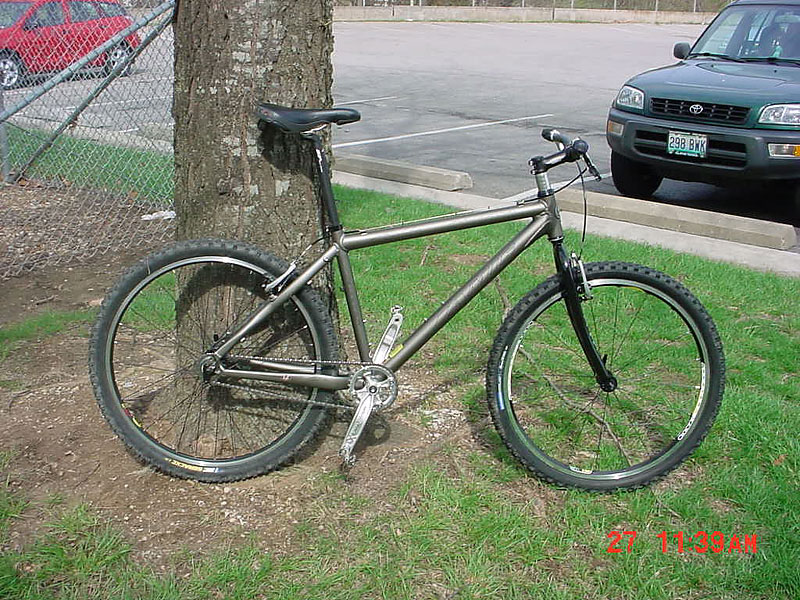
[[738, 56, 800, 66], [687, 52, 745, 62]]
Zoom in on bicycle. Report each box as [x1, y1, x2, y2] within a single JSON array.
[[88, 103, 725, 491]]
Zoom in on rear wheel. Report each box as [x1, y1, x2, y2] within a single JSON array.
[[611, 151, 663, 199], [0, 53, 25, 90], [486, 262, 724, 491], [89, 240, 338, 482]]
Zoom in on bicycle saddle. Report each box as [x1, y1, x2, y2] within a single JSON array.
[[256, 102, 361, 133]]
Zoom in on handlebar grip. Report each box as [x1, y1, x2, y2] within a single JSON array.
[[541, 128, 572, 147]]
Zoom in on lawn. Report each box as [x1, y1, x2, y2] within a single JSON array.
[[0, 187, 797, 599]]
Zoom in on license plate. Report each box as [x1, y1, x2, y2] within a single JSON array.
[[667, 131, 707, 158]]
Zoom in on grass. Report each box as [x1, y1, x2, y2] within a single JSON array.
[[0, 187, 798, 598], [0, 310, 95, 362], [5, 125, 173, 205]]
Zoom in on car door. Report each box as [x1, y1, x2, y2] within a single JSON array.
[[17, 1, 71, 73], [66, 0, 112, 66]]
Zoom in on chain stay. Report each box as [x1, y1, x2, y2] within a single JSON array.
[[209, 380, 355, 412], [227, 354, 373, 368]]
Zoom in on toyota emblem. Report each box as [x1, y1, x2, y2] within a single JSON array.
[[689, 104, 704, 115]]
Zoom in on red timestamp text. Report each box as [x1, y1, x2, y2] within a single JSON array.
[[606, 531, 757, 554]]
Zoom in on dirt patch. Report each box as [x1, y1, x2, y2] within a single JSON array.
[[0, 267, 489, 568]]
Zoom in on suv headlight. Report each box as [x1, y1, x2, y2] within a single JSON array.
[[615, 86, 645, 111], [758, 104, 800, 126]]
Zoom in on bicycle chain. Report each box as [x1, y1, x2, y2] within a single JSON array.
[[209, 379, 356, 412]]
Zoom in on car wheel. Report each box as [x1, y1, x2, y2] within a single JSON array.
[[787, 182, 800, 219], [104, 44, 133, 77], [0, 53, 25, 90], [611, 151, 663, 199]]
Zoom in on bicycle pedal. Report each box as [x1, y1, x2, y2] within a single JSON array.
[[372, 305, 403, 365]]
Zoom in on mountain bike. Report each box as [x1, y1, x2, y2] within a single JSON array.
[[88, 103, 725, 491]]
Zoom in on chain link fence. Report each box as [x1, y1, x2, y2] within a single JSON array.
[[0, 0, 175, 279]]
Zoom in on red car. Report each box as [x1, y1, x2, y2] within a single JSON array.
[[0, 0, 141, 89]]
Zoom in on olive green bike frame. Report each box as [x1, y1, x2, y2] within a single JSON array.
[[210, 133, 614, 393]]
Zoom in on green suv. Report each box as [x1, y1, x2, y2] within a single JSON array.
[[606, 0, 800, 208]]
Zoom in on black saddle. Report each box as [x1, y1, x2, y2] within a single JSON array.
[[256, 102, 361, 133]]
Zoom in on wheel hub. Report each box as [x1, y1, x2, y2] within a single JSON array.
[[195, 354, 219, 382]]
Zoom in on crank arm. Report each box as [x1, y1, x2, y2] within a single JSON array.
[[339, 394, 376, 466]]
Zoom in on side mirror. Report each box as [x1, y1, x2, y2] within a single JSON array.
[[23, 18, 42, 31], [674, 42, 691, 60]]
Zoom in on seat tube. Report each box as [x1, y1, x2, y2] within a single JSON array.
[[308, 134, 342, 231]]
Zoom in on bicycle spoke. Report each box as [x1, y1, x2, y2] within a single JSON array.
[[494, 269, 721, 489]]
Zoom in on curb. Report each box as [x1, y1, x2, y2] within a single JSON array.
[[557, 188, 798, 251], [332, 170, 800, 277], [334, 153, 472, 192]]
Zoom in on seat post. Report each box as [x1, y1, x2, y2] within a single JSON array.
[[305, 133, 342, 233]]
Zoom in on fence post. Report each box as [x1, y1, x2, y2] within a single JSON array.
[[0, 87, 9, 182]]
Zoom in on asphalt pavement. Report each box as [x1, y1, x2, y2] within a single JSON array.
[[331, 21, 798, 228]]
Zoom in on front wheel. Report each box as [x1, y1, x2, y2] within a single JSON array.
[[89, 239, 339, 482], [611, 151, 663, 199], [0, 53, 25, 90], [486, 262, 724, 491]]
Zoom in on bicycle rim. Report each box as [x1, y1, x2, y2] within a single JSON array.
[[499, 276, 714, 484], [103, 255, 323, 465]]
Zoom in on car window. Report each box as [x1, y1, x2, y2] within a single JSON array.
[[0, 2, 32, 28], [97, 2, 127, 17], [27, 2, 66, 28], [696, 9, 746, 55], [68, 0, 102, 23], [693, 5, 800, 60]]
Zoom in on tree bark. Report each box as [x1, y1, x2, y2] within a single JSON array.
[[173, 0, 335, 301]]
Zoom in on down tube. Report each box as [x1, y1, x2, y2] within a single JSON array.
[[384, 214, 550, 372]]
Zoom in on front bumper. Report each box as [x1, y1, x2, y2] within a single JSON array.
[[607, 107, 800, 185]]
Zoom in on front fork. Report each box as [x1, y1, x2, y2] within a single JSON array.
[[552, 240, 618, 393]]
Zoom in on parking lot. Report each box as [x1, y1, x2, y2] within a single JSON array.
[[4, 20, 798, 226]]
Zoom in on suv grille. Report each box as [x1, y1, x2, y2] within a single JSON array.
[[633, 130, 747, 168], [650, 98, 749, 125]]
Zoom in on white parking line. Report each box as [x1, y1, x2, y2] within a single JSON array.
[[501, 172, 611, 202], [63, 94, 172, 110], [337, 95, 399, 105], [333, 114, 553, 149]]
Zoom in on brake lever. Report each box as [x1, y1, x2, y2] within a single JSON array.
[[584, 154, 602, 181]]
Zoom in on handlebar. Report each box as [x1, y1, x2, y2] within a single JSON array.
[[541, 128, 572, 148], [530, 129, 601, 181]]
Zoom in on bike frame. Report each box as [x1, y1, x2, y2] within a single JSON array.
[[210, 133, 613, 393]]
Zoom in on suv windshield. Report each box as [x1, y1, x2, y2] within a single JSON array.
[[0, 2, 31, 28], [691, 4, 800, 61]]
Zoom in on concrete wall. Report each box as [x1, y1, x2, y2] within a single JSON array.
[[334, 6, 716, 25]]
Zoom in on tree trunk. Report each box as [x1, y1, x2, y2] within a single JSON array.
[[173, 0, 335, 303]]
